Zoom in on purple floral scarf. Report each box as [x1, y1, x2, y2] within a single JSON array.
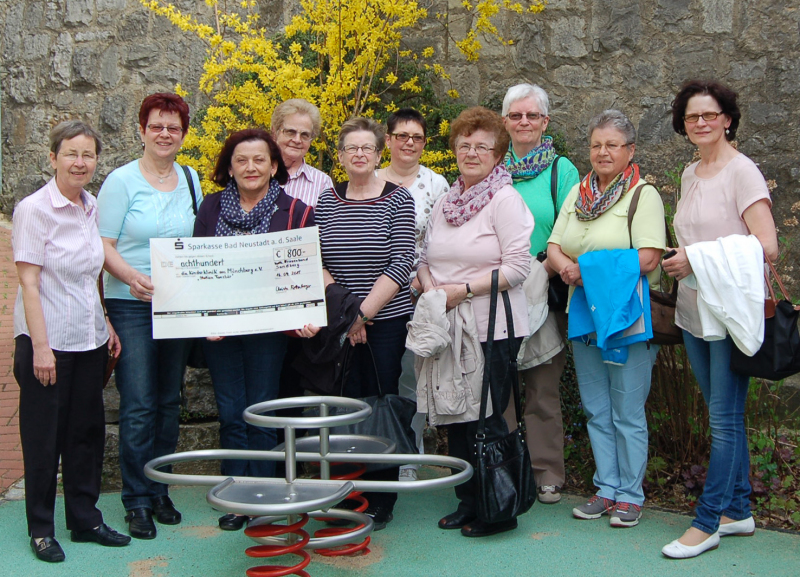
[[442, 165, 513, 227]]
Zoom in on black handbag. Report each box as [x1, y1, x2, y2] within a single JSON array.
[[473, 270, 536, 523], [321, 343, 417, 471], [731, 257, 800, 380], [544, 157, 569, 312]]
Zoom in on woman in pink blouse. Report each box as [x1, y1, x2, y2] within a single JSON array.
[[661, 81, 777, 559], [13, 121, 128, 563], [417, 107, 533, 538]]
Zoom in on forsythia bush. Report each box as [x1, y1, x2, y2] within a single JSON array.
[[142, 0, 545, 189]]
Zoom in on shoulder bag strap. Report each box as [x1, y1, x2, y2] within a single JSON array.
[[476, 269, 499, 440], [501, 290, 523, 428], [287, 197, 299, 231], [550, 156, 560, 222], [181, 165, 198, 216], [299, 205, 313, 228], [627, 182, 680, 300]]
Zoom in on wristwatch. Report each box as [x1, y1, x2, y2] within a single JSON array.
[[410, 285, 420, 298], [358, 308, 370, 323], [465, 283, 474, 298]]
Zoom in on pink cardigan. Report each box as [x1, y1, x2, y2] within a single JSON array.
[[420, 184, 534, 342]]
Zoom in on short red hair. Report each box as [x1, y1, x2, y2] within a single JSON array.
[[138, 93, 190, 135]]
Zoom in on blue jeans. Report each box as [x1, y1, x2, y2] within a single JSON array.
[[203, 332, 288, 477], [682, 332, 752, 533], [106, 299, 191, 511], [573, 341, 658, 506]]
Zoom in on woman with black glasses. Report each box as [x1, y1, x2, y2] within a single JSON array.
[[377, 108, 449, 482]]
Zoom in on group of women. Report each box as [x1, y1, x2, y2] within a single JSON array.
[[12, 78, 775, 562]]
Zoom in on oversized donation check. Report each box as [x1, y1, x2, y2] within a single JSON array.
[[150, 227, 327, 339]]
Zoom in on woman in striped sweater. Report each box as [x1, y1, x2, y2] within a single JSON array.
[[314, 117, 417, 530]]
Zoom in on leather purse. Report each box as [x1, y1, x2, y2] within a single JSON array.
[[730, 257, 800, 380], [627, 184, 683, 346], [319, 343, 417, 472], [473, 270, 536, 523]]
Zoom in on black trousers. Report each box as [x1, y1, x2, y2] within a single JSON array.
[[342, 316, 409, 513], [14, 335, 108, 538], [444, 337, 522, 519]]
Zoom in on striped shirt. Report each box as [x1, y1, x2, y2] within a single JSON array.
[[316, 182, 416, 320], [13, 178, 109, 351], [283, 161, 334, 208]]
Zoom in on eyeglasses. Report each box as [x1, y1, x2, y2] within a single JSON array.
[[456, 143, 495, 156], [60, 151, 97, 162], [590, 142, 630, 153], [391, 132, 426, 144], [341, 144, 379, 154], [506, 112, 545, 122], [683, 111, 722, 124], [280, 128, 313, 142], [147, 124, 183, 135]]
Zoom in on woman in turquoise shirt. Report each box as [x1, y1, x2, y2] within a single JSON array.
[[98, 93, 202, 541], [501, 83, 579, 505]]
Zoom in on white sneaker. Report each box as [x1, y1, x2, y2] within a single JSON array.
[[537, 485, 562, 504], [398, 467, 418, 482], [661, 532, 720, 559], [719, 516, 755, 537]]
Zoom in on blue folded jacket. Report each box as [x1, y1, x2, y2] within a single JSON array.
[[568, 249, 653, 364]]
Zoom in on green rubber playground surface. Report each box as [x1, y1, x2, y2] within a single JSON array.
[[2, 480, 798, 577]]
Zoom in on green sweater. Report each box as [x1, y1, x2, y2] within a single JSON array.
[[508, 153, 580, 255]]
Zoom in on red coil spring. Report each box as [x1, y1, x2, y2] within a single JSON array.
[[243, 514, 312, 577], [313, 462, 371, 557]]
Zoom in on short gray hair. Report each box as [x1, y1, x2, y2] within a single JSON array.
[[49, 120, 103, 155], [587, 109, 636, 144], [271, 99, 322, 138], [502, 83, 550, 117], [337, 117, 386, 152]]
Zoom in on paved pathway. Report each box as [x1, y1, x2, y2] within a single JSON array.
[[0, 222, 22, 495]]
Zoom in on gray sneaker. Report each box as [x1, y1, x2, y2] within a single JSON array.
[[609, 502, 642, 527], [572, 495, 615, 520]]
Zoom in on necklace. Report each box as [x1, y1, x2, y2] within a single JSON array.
[[385, 165, 418, 188], [140, 160, 174, 184]]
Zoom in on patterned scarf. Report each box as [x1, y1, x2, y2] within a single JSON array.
[[442, 165, 513, 227], [575, 163, 640, 221], [215, 177, 281, 236], [504, 136, 557, 182]]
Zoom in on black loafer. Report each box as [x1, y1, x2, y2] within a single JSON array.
[[438, 510, 477, 530], [71, 523, 132, 547], [364, 505, 394, 531], [218, 514, 248, 531], [152, 496, 182, 525], [31, 536, 65, 563], [125, 507, 157, 540], [460, 517, 518, 538]]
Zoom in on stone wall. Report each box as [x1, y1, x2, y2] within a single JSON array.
[[2, 0, 799, 253]]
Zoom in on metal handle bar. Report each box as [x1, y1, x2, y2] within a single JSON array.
[[145, 450, 472, 491]]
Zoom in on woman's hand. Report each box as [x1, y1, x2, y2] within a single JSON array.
[[560, 262, 583, 287], [106, 319, 122, 358], [347, 317, 369, 346], [33, 345, 57, 386], [662, 247, 693, 280], [296, 324, 321, 338], [438, 284, 468, 311], [129, 272, 154, 302]]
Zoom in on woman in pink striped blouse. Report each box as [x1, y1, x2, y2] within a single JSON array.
[[12, 120, 129, 563]]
